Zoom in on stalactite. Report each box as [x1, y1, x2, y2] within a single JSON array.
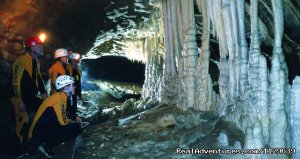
[[239, 1, 260, 140], [230, 0, 241, 97], [142, 34, 164, 101], [166, 0, 176, 76], [271, 0, 287, 73], [162, 0, 171, 76], [222, 0, 236, 98], [178, 0, 197, 110], [210, 0, 228, 58], [248, 0, 261, 110], [161, 0, 179, 105], [208, 0, 230, 103], [236, 0, 249, 95], [170, 0, 182, 74], [170, 0, 184, 107], [291, 76, 300, 159], [137, 2, 165, 102], [194, 0, 213, 111]]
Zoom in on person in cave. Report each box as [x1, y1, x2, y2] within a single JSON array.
[[11, 36, 47, 147], [48, 48, 73, 94], [67, 52, 83, 123], [28, 75, 82, 158]]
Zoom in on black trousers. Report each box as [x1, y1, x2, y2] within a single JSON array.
[[67, 95, 77, 121], [33, 122, 81, 149]]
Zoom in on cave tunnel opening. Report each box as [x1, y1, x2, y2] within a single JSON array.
[[80, 56, 145, 102], [81, 56, 145, 85]]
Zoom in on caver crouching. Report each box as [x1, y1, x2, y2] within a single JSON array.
[[28, 75, 82, 158]]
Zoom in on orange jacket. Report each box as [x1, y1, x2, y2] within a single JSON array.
[[48, 61, 73, 94]]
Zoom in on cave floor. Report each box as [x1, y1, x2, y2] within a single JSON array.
[[19, 103, 246, 159]]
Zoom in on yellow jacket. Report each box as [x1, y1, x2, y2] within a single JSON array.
[[11, 52, 46, 141], [28, 92, 72, 139], [12, 52, 46, 97]]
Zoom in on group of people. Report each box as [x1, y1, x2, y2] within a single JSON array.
[[11, 36, 84, 158]]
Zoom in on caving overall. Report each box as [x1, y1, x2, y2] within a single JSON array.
[[48, 61, 73, 94], [28, 92, 81, 149], [11, 52, 46, 143]]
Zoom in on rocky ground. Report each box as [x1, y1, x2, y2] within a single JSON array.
[[72, 102, 245, 159]]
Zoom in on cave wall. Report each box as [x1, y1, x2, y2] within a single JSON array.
[[156, 0, 300, 158]]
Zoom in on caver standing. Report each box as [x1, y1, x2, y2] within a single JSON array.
[[68, 52, 83, 123], [11, 36, 47, 144], [48, 48, 72, 94]]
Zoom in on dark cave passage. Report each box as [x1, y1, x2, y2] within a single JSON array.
[[81, 56, 145, 85]]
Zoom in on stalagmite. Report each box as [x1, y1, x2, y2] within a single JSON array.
[[269, 54, 287, 148], [217, 131, 229, 147], [244, 121, 264, 159], [291, 76, 300, 159], [244, 128, 255, 159], [258, 55, 269, 145]]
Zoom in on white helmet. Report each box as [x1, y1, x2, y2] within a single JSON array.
[[69, 52, 80, 61], [55, 75, 75, 90], [54, 48, 68, 59]]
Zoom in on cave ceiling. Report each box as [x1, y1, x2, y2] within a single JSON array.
[[0, 0, 300, 69]]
